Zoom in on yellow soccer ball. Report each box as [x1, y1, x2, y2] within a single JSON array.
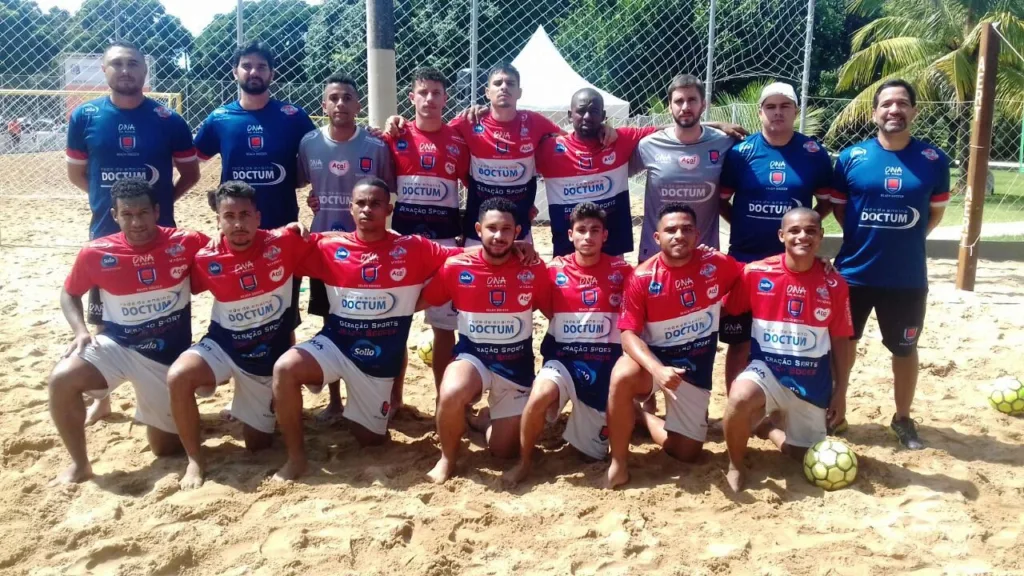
[[803, 439, 858, 490], [988, 376, 1024, 416], [416, 334, 433, 367]]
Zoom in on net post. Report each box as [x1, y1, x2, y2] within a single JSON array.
[[470, 0, 479, 106], [366, 0, 398, 128], [703, 0, 716, 119], [798, 0, 815, 132]]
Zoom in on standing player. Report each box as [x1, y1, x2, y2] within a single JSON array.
[[503, 202, 633, 487], [718, 82, 834, 389], [299, 73, 396, 421], [168, 181, 311, 490], [418, 198, 551, 484], [47, 179, 206, 484], [605, 204, 742, 489], [384, 68, 470, 393], [722, 208, 853, 491], [66, 41, 199, 423], [830, 80, 949, 449]]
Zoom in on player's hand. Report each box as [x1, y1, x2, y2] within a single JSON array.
[[715, 122, 749, 140], [285, 221, 310, 240], [364, 125, 385, 139], [696, 243, 715, 253], [460, 105, 490, 125], [599, 122, 619, 147], [528, 205, 539, 222], [512, 241, 541, 265], [64, 331, 95, 359], [818, 256, 836, 274], [827, 395, 846, 429], [307, 193, 320, 213], [383, 115, 406, 138], [652, 365, 686, 401]]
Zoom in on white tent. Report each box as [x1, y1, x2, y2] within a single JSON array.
[[510, 25, 630, 119]]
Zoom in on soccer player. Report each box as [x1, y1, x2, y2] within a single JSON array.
[[418, 198, 551, 484], [167, 181, 312, 490], [502, 202, 633, 487], [66, 41, 200, 423], [299, 73, 397, 421], [47, 179, 207, 484], [722, 208, 853, 492], [718, 82, 835, 390], [630, 74, 736, 261], [384, 67, 471, 393], [605, 203, 742, 489], [830, 79, 950, 449]]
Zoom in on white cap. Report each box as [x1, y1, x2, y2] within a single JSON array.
[[759, 82, 798, 106]]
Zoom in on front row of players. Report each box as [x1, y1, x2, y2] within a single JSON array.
[[49, 177, 852, 492]]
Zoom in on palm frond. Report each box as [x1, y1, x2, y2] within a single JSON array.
[[931, 47, 977, 100], [838, 37, 945, 90], [850, 16, 932, 51]]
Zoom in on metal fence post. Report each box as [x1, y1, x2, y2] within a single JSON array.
[[799, 0, 815, 132], [366, 0, 398, 128], [704, 0, 716, 118], [470, 0, 479, 106]]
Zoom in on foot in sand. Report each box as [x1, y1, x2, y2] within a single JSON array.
[[272, 458, 308, 482], [180, 459, 205, 490], [315, 402, 344, 424], [605, 459, 629, 489], [426, 456, 455, 484], [726, 464, 746, 493], [50, 462, 93, 485], [501, 460, 531, 488], [84, 396, 111, 426]]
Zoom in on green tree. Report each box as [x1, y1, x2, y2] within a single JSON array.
[[0, 0, 71, 82], [708, 78, 826, 136]]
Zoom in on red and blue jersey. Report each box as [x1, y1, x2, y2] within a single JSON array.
[[540, 254, 633, 412], [725, 257, 854, 408], [421, 252, 551, 388], [194, 99, 317, 229], [536, 127, 658, 256], [304, 231, 460, 378], [720, 132, 834, 263], [63, 227, 208, 365], [384, 124, 470, 240], [450, 112, 562, 241], [618, 251, 742, 390], [831, 138, 950, 288], [191, 228, 313, 377], [66, 97, 196, 239]]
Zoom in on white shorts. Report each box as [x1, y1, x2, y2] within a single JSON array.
[[79, 333, 176, 434], [739, 360, 827, 448], [425, 238, 459, 331], [458, 353, 531, 420], [537, 361, 608, 460], [296, 335, 394, 435], [646, 378, 710, 442], [185, 339, 275, 434]]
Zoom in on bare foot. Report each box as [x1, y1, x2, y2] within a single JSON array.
[[272, 457, 308, 482], [315, 403, 344, 424], [84, 396, 111, 426], [605, 458, 630, 489], [179, 459, 205, 490], [50, 462, 93, 485], [501, 459, 531, 488], [726, 464, 746, 492], [467, 407, 490, 433], [426, 456, 455, 484]]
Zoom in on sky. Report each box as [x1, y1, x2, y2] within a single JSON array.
[[33, 0, 323, 37]]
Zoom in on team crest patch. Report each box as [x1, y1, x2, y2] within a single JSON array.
[[579, 157, 593, 170], [446, 144, 460, 156], [240, 274, 258, 291], [360, 157, 372, 172], [380, 401, 391, 417], [803, 140, 820, 153], [362, 265, 378, 282], [903, 327, 919, 343], [165, 243, 185, 257], [248, 135, 264, 152], [609, 271, 623, 284], [709, 150, 720, 164], [280, 104, 298, 115], [582, 289, 598, 306], [681, 289, 697, 308], [787, 298, 804, 318], [496, 141, 509, 154], [816, 285, 830, 299], [489, 290, 506, 306], [137, 268, 156, 285], [922, 148, 939, 161], [700, 263, 716, 278], [154, 106, 172, 118], [770, 171, 786, 186], [517, 270, 535, 283], [119, 135, 136, 152], [420, 154, 435, 169], [885, 177, 902, 193], [264, 246, 281, 260], [389, 246, 407, 259], [599, 425, 609, 442]]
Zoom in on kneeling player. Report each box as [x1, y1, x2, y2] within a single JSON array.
[[503, 202, 632, 487], [723, 208, 853, 492], [168, 181, 312, 489], [605, 204, 742, 489], [48, 179, 206, 484], [418, 198, 551, 484]]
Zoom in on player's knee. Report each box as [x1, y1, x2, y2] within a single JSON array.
[[272, 351, 304, 390], [666, 440, 703, 463], [352, 427, 387, 447], [242, 425, 273, 452], [148, 430, 183, 457], [726, 380, 764, 414], [488, 436, 520, 459], [167, 362, 202, 396], [47, 362, 84, 397]]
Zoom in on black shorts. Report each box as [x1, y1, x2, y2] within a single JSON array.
[[849, 285, 928, 357], [87, 286, 103, 325], [308, 277, 329, 317], [719, 311, 753, 345]]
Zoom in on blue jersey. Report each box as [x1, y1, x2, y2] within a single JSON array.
[[720, 132, 833, 263], [66, 97, 196, 239], [194, 99, 317, 229], [831, 138, 950, 288]]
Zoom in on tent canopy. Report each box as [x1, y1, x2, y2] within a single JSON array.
[[510, 26, 630, 119]]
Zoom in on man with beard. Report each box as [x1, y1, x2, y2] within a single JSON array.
[[830, 80, 950, 449], [66, 41, 200, 424]]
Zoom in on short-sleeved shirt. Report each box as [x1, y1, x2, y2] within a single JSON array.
[[63, 226, 208, 365], [540, 253, 633, 412], [618, 250, 742, 390], [421, 252, 551, 388], [536, 127, 658, 257], [725, 256, 853, 408], [191, 228, 314, 376], [831, 138, 951, 288], [298, 126, 396, 233], [194, 99, 317, 229], [630, 127, 735, 258], [449, 111, 562, 241], [66, 97, 196, 239], [719, 132, 834, 263], [383, 124, 470, 240]]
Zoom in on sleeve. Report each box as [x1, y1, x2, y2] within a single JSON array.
[[537, 268, 555, 318], [621, 126, 659, 150], [531, 263, 552, 313], [296, 141, 310, 188], [171, 115, 198, 162], [419, 236, 463, 276], [931, 152, 952, 207], [628, 142, 646, 176], [719, 149, 739, 200], [419, 264, 452, 307], [828, 275, 854, 338], [532, 112, 563, 137], [294, 234, 325, 279], [65, 109, 88, 165], [617, 273, 648, 333], [379, 146, 397, 192], [63, 248, 94, 296], [812, 147, 834, 200], [534, 139, 553, 177], [193, 115, 220, 161], [190, 261, 209, 295], [830, 153, 849, 205], [447, 115, 469, 136], [457, 143, 471, 180], [723, 267, 752, 316]]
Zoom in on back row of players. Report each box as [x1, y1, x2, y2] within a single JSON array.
[[50, 40, 950, 491]]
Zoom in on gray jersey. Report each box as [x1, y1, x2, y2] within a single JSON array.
[[298, 126, 396, 232], [630, 126, 734, 260]]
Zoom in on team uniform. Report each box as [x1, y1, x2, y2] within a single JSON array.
[[187, 228, 313, 433], [63, 227, 207, 433], [449, 112, 562, 243], [384, 124, 470, 330], [421, 252, 551, 419], [294, 232, 461, 434], [725, 257, 854, 447], [538, 254, 633, 459], [536, 127, 657, 257], [831, 138, 950, 356], [66, 96, 197, 323], [630, 127, 734, 259], [718, 132, 834, 343], [618, 251, 742, 441], [297, 125, 396, 316]]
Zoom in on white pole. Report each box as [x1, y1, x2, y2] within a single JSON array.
[[798, 0, 816, 132], [236, 0, 244, 48], [470, 0, 479, 106], [366, 0, 398, 128], [704, 0, 717, 119]]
